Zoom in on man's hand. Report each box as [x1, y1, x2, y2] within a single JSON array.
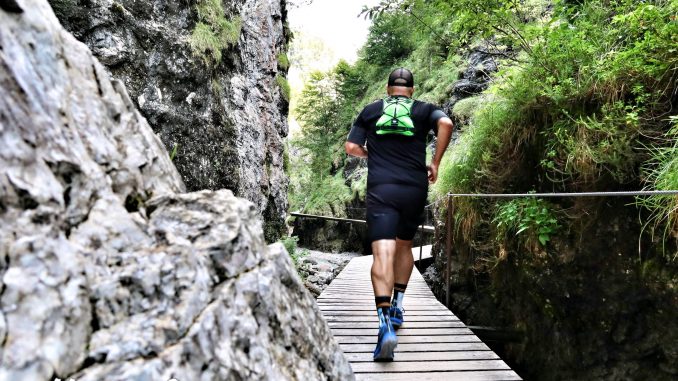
[[428, 163, 438, 184]]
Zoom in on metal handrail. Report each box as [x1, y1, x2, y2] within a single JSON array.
[[446, 190, 678, 198], [442, 189, 678, 306], [290, 212, 436, 233]]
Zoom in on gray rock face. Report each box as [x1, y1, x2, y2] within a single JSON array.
[[50, 0, 291, 241], [0, 2, 352, 380]]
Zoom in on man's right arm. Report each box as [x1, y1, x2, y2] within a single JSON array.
[[345, 141, 368, 158], [345, 109, 369, 158], [428, 116, 454, 184]]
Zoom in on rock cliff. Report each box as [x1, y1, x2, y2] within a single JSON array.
[[49, 0, 291, 241], [0, 1, 352, 379]]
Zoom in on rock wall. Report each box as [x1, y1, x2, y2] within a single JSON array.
[[49, 0, 291, 241], [0, 2, 352, 380]]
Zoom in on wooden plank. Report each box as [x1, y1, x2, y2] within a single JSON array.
[[319, 255, 521, 380], [355, 371, 523, 381], [345, 350, 498, 363], [330, 328, 474, 336], [340, 342, 491, 353], [321, 310, 458, 317], [319, 306, 448, 311], [328, 321, 466, 329], [318, 295, 436, 300], [335, 335, 484, 345], [318, 301, 440, 307], [351, 360, 510, 373], [324, 315, 460, 323]]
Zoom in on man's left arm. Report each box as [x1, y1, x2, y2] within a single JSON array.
[[428, 115, 454, 184]]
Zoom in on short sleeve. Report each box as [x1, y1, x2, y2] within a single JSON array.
[[428, 106, 448, 134], [347, 108, 368, 145]]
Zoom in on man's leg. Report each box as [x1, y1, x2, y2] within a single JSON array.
[[371, 239, 397, 298], [394, 239, 414, 287], [371, 239, 399, 361], [366, 186, 400, 361], [390, 239, 413, 328]]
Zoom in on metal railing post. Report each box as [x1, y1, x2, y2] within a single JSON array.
[[445, 195, 454, 307]]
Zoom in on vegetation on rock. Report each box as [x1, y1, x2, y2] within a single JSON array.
[[190, 0, 242, 65]]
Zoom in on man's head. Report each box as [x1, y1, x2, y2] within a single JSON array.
[[387, 67, 415, 97]]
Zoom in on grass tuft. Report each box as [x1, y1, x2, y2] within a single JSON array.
[[276, 75, 291, 102], [189, 0, 241, 65]]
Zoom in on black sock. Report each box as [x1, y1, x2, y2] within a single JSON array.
[[375, 296, 391, 325], [375, 296, 391, 308], [392, 283, 407, 309]]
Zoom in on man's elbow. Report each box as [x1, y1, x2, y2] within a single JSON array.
[[345, 141, 359, 156], [439, 117, 454, 131]]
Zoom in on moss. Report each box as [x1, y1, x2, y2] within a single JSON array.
[[283, 143, 290, 174], [276, 75, 291, 102], [111, 2, 126, 15], [189, 0, 242, 66], [277, 53, 290, 71], [211, 78, 223, 97]]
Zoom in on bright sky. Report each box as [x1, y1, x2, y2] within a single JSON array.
[[288, 0, 379, 65], [287, 0, 380, 134]]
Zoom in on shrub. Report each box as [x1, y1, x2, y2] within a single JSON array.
[[280, 236, 309, 275], [494, 197, 560, 248]]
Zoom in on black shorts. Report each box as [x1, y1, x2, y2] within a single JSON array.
[[366, 184, 427, 242]]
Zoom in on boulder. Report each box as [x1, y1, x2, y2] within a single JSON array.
[[0, 2, 353, 379]]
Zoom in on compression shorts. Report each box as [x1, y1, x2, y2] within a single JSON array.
[[366, 184, 427, 242]]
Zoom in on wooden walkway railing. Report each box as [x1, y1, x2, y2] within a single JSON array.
[[318, 254, 522, 380]]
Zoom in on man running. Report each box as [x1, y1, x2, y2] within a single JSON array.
[[345, 68, 454, 361]]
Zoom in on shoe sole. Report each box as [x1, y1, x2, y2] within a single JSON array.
[[373, 334, 398, 362]]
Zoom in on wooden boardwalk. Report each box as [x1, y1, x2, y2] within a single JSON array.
[[318, 255, 522, 380]]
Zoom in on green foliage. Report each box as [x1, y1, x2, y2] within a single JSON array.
[[451, 95, 484, 125], [277, 53, 290, 70], [281, 235, 298, 257], [641, 116, 678, 258], [169, 143, 179, 161], [436, 0, 678, 196], [190, 0, 242, 65], [276, 75, 291, 102], [361, 12, 415, 66], [280, 236, 309, 272], [289, 63, 366, 214], [434, 98, 515, 196], [494, 198, 560, 247]]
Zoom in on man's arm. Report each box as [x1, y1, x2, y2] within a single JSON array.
[[428, 117, 454, 184], [345, 141, 368, 158]]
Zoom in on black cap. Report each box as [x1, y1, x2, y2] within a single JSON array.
[[387, 68, 414, 88]]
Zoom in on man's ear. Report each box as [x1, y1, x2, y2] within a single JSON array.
[[409, 87, 415, 97], [386, 85, 391, 96]]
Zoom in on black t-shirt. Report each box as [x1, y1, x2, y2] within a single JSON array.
[[347, 96, 448, 189]]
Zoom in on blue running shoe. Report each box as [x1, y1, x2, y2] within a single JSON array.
[[373, 318, 398, 362], [389, 306, 404, 330]]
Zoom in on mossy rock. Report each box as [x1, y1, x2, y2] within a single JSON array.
[[452, 95, 485, 125]]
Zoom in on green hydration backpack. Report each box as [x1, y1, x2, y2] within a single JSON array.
[[376, 96, 415, 137]]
